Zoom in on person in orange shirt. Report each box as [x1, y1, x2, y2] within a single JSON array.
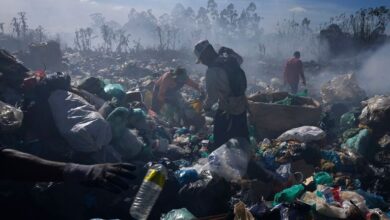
[[283, 51, 306, 94], [151, 67, 204, 128]]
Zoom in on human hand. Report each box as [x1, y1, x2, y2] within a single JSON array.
[[64, 163, 136, 193]]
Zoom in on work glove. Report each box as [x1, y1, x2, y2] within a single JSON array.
[[64, 163, 136, 193]]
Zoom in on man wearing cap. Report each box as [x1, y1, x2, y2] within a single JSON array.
[[194, 40, 249, 149], [151, 67, 205, 128], [283, 51, 306, 94]]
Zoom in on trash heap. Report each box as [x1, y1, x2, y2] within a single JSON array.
[[0, 49, 390, 220]]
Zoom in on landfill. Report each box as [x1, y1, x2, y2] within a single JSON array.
[[1, 2, 390, 220]]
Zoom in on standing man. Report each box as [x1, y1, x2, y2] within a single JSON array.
[[283, 51, 306, 94], [194, 40, 249, 149]]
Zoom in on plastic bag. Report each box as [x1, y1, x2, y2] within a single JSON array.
[[321, 73, 366, 104], [314, 172, 333, 186], [104, 83, 125, 100], [161, 208, 196, 220], [115, 129, 144, 160], [204, 138, 251, 182], [48, 90, 112, 152], [276, 163, 291, 181], [359, 95, 390, 129], [175, 169, 199, 186], [273, 184, 305, 206], [342, 129, 371, 155], [0, 101, 23, 132], [277, 126, 326, 143], [339, 112, 356, 130]]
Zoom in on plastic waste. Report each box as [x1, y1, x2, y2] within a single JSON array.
[[130, 164, 167, 220], [104, 83, 125, 100], [339, 112, 356, 129], [48, 90, 112, 152], [314, 172, 333, 186], [321, 73, 366, 104], [356, 189, 389, 210], [234, 201, 255, 220], [205, 138, 251, 182], [359, 95, 390, 129], [342, 129, 371, 155], [161, 208, 196, 220], [296, 88, 308, 97], [276, 163, 291, 181], [0, 101, 23, 132], [274, 96, 293, 105], [273, 184, 305, 206], [277, 126, 326, 142], [175, 169, 199, 186]]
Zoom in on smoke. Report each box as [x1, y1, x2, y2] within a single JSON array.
[[358, 43, 390, 96]]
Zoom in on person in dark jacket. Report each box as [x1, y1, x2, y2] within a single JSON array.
[[194, 40, 249, 149]]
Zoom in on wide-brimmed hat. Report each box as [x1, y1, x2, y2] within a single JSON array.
[[194, 40, 211, 64]]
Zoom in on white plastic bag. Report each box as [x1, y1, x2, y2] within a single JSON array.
[[49, 90, 112, 152], [0, 101, 23, 132], [277, 126, 326, 142], [205, 138, 250, 182]]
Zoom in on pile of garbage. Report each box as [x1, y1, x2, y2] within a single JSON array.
[[0, 48, 390, 220]]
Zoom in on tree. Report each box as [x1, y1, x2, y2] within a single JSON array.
[[101, 24, 115, 52], [0, 23, 4, 34], [11, 17, 21, 38], [18, 12, 28, 38], [74, 27, 94, 51], [115, 29, 131, 53], [207, 0, 219, 22]]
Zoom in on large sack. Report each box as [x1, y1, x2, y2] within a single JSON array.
[[248, 92, 321, 138], [48, 90, 112, 152], [321, 73, 366, 105], [277, 126, 326, 142], [359, 95, 390, 130]]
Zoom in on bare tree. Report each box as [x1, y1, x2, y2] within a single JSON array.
[[115, 29, 131, 53], [0, 23, 4, 34], [18, 12, 28, 38], [11, 17, 21, 38]]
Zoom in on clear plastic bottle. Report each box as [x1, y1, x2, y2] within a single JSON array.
[[130, 164, 167, 220]]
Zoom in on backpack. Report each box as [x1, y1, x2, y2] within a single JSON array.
[[211, 56, 247, 97]]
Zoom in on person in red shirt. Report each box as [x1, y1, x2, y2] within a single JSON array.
[[283, 51, 306, 94]]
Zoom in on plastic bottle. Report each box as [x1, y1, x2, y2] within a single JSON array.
[[130, 164, 167, 220]]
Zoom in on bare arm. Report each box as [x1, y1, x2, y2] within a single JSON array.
[[0, 148, 136, 193], [0, 148, 65, 182]]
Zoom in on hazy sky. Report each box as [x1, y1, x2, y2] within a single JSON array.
[[1, 0, 389, 34]]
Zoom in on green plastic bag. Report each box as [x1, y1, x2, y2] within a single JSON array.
[[161, 208, 196, 220], [273, 184, 305, 206], [342, 129, 371, 155], [104, 83, 125, 100], [314, 172, 333, 186], [274, 96, 293, 105], [296, 89, 308, 97]]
